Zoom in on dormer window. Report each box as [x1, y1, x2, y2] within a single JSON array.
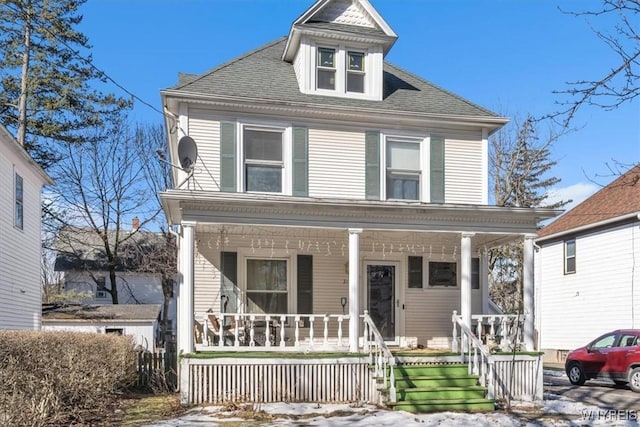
[[347, 51, 365, 93], [317, 48, 336, 90]]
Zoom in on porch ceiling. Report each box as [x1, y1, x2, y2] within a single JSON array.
[[160, 190, 559, 237]]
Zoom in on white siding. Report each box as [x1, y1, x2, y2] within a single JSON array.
[[442, 131, 484, 204], [0, 138, 47, 330], [308, 127, 365, 199], [537, 224, 640, 351], [188, 108, 221, 192]]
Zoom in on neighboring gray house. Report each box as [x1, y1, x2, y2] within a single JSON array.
[[54, 225, 176, 340], [536, 164, 640, 362], [42, 303, 162, 351], [0, 124, 53, 330]]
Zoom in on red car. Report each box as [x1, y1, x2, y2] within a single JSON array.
[[565, 329, 640, 392]]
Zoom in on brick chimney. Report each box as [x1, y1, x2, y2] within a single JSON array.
[[132, 216, 139, 231]]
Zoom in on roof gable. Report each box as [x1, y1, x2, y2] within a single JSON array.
[[537, 164, 640, 240], [282, 0, 397, 61]]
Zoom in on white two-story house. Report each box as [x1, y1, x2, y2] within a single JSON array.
[[160, 0, 557, 407], [0, 125, 53, 330]]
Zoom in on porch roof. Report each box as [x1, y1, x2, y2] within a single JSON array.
[[160, 190, 559, 236]]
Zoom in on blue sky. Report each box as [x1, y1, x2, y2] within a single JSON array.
[[79, 0, 639, 208]]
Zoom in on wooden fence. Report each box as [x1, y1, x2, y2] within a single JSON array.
[[136, 350, 178, 391]]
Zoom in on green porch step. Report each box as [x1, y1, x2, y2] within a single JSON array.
[[382, 362, 494, 413], [397, 385, 486, 401], [388, 398, 495, 413]]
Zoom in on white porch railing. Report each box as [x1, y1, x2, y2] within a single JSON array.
[[361, 311, 396, 403], [451, 311, 495, 399], [452, 313, 526, 352], [195, 312, 350, 352]]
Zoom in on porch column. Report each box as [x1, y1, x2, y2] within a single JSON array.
[[523, 234, 535, 351], [460, 233, 474, 333], [177, 222, 195, 355], [348, 228, 362, 353]]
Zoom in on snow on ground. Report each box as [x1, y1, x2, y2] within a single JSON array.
[[146, 371, 639, 427]]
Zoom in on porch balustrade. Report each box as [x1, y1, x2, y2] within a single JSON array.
[[452, 312, 526, 352], [195, 312, 350, 352]]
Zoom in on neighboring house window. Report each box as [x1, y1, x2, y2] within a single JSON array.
[[317, 47, 336, 90], [564, 239, 576, 274], [408, 256, 423, 288], [244, 127, 284, 193], [346, 51, 365, 93], [429, 262, 457, 287], [246, 259, 288, 313], [105, 328, 123, 335], [14, 172, 23, 230], [471, 257, 480, 290], [96, 277, 109, 299], [386, 139, 421, 200]]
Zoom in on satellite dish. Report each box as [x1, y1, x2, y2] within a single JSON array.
[[177, 136, 198, 171]]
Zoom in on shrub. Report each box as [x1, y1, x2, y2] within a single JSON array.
[[0, 330, 137, 426]]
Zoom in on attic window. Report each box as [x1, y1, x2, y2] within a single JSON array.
[[317, 48, 336, 90], [347, 51, 365, 93]]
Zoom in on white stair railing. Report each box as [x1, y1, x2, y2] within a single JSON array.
[[451, 310, 495, 399], [361, 311, 397, 403]]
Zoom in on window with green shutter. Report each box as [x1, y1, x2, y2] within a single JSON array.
[[292, 127, 308, 197], [297, 255, 313, 325], [430, 135, 445, 203], [365, 131, 380, 200], [220, 121, 237, 192]]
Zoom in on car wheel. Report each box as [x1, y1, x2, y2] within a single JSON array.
[[567, 362, 586, 385], [629, 368, 640, 393]]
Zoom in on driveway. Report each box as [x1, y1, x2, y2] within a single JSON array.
[[544, 369, 640, 412]]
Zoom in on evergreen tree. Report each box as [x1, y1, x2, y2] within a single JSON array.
[[0, 0, 130, 168], [489, 115, 569, 313]]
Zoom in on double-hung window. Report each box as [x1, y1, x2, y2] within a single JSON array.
[[564, 239, 576, 274], [346, 51, 365, 93], [246, 259, 288, 314], [386, 139, 420, 200], [14, 172, 23, 230], [244, 127, 284, 193], [317, 47, 336, 90]]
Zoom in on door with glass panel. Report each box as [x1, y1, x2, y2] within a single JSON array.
[[366, 263, 398, 342]]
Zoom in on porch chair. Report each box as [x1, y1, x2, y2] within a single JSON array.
[[208, 314, 246, 346]]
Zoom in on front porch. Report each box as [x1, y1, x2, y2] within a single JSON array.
[[182, 311, 542, 407]]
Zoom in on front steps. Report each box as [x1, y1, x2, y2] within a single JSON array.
[[385, 363, 495, 413]]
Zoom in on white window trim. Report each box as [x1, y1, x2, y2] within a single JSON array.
[[14, 168, 24, 230], [311, 41, 378, 100], [380, 132, 429, 202], [237, 248, 297, 315], [237, 121, 292, 195]]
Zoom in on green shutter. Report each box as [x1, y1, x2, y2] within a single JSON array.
[[220, 251, 237, 312], [220, 121, 236, 192], [292, 127, 308, 197], [365, 131, 380, 200], [430, 135, 445, 203], [297, 255, 313, 326]]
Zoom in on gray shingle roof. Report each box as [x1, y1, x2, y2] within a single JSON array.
[[42, 304, 162, 322], [166, 38, 499, 118]]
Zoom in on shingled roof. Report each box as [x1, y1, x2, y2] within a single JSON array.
[[537, 164, 640, 240], [42, 304, 161, 322], [165, 38, 500, 119]]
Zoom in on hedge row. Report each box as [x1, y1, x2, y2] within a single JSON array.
[[0, 330, 137, 426]]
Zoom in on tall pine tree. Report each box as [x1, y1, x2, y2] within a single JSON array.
[[489, 115, 569, 313], [0, 0, 130, 168]]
